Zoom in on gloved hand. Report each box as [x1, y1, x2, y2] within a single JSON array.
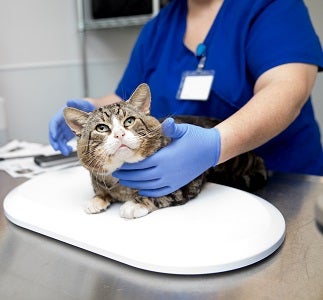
[[49, 99, 95, 155], [112, 118, 221, 197]]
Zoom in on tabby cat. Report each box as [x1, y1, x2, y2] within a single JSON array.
[[64, 83, 267, 219]]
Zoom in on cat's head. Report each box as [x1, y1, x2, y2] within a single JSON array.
[[63, 83, 163, 174]]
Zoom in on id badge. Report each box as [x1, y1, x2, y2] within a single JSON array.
[[177, 70, 215, 101]]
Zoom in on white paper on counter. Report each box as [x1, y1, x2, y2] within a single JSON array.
[[0, 140, 78, 178]]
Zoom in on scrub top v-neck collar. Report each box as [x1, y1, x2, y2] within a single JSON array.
[[179, 0, 228, 58]]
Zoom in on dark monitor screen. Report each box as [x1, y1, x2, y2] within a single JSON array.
[[91, 0, 153, 19]]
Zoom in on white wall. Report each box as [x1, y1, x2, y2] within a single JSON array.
[[0, 0, 322, 144], [305, 0, 323, 139], [0, 0, 80, 143], [0, 0, 139, 143]]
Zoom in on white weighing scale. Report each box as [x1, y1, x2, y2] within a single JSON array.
[[3, 166, 285, 275]]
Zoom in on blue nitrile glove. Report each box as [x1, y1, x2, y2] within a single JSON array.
[[49, 99, 95, 155], [112, 118, 221, 197]]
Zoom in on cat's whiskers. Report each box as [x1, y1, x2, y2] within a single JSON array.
[[86, 147, 112, 192], [164, 113, 177, 120], [91, 148, 110, 172], [136, 125, 163, 139], [78, 146, 107, 173]]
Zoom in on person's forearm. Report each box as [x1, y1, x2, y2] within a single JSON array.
[[215, 63, 317, 164], [86, 93, 122, 108]]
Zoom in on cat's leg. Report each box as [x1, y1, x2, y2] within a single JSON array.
[[85, 195, 111, 214], [119, 194, 186, 219], [119, 201, 150, 219], [120, 197, 158, 219]]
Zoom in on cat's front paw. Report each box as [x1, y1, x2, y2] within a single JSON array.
[[85, 196, 110, 214], [120, 201, 149, 219]]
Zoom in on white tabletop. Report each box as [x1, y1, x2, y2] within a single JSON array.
[[4, 166, 285, 274]]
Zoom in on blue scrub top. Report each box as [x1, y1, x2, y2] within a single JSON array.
[[116, 0, 323, 175]]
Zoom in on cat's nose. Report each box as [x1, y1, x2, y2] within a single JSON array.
[[114, 129, 125, 139]]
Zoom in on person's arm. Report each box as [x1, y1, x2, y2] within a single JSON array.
[[112, 63, 318, 197], [216, 62, 318, 164], [86, 93, 122, 108]]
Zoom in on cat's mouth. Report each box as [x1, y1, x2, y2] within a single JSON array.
[[114, 143, 134, 154], [118, 144, 131, 150], [119, 144, 129, 149], [110, 139, 139, 157]]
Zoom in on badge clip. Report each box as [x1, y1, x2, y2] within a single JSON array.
[[177, 44, 215, 101]]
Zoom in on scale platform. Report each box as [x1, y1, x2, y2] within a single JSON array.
[[3, 166, 285, 275]]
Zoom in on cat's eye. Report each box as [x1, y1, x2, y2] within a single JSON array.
[[95, 124, 110, 133], [124, 117, 136, 127]]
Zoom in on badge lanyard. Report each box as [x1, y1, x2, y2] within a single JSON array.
[[177, 43, 215, 101]]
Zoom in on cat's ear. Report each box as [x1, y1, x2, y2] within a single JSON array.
[[63, 107, 90, 136], [127, 83, 151, 115]]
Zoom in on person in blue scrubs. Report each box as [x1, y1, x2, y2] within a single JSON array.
[[50, 0, 323, 197]]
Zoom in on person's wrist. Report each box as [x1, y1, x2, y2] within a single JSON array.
[[84, 97, 98, 108], [209, 127, 221, 167]]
